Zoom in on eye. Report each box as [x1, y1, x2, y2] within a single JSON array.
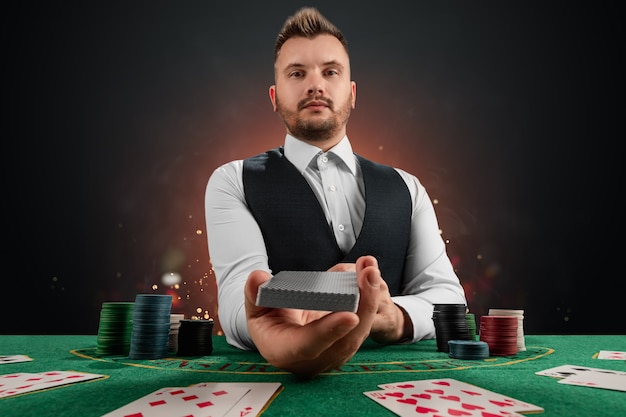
[[288, 70, 304, 78], [325, 69, 339, 76]]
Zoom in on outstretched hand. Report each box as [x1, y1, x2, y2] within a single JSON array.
[[244, 256, 386, 379]]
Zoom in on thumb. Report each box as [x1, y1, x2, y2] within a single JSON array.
[[355, 256, 382, 320], [245, 270, 272, 317]]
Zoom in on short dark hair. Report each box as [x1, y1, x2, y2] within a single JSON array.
[[274, 7, 348, 62]]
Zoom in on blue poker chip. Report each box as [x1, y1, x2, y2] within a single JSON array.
[[448, 339, 490, 360], [128, 294, 172, 360]]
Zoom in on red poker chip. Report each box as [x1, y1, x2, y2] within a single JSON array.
[[478, 314, 519, 356]]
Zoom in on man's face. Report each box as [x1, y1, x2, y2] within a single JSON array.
[[270, 34, 356, 145]]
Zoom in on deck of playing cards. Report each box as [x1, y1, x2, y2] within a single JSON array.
[[364, 378, 544, 417], [102, 382, 282, 417], [256, 271, 359, 312]]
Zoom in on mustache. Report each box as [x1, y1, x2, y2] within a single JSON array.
[[298, 96, 333, 111]]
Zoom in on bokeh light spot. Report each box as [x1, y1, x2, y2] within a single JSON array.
[[162, 272, 182, 286]]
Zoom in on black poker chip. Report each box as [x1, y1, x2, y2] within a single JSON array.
[[128, 294, 172, 360], [432, 304, 471, 352], [176, 319, 215, 357]]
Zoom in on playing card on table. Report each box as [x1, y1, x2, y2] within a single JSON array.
[[0, 370, 105, 398], [535, 364, 626, 379], [597, 350, 626, 360], [558, 371, 626, 392], [102, 385, 250, 417], [0, 355, 33, 364], [192, 382, 283, 417], [365, 378, 543, 417], [0, 373, 40, 392]]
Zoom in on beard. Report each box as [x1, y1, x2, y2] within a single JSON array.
[[275, 94, 352, 142]]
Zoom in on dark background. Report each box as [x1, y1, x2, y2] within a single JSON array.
[[5, 2, 623, 336]]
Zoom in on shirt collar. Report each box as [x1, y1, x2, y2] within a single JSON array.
[[284, 134, 357, 175]]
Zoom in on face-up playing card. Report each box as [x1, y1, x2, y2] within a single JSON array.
[[536, 364, 626, 392], [0, 373, 40, 392], [597, 350, 626, 360], [558, 371, 626, 392], [192, 382, 283, 417], [0, 371, 105, 398], [102, 385, 251, 417], [364, 378, 544, 417], [535, 364, 626, 379], [0, 355, 33, 364]]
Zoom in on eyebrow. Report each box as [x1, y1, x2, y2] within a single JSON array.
[[283, 60, 346, 71]]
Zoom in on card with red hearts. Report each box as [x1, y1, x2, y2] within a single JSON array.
[[364, 378, 544, 416]]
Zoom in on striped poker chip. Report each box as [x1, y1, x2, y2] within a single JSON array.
[[128, 294, 172, 360], [448, 340, 490, 360], [96, 302, 134, 356], [176, 319, 215, 357]]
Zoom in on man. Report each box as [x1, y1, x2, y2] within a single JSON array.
[[205, 7, 467, 378]]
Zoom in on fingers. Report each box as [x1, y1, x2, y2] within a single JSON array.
[[356, 255, 378, 271], [296, 257, 384, 364], [347, 256, 383, 341], [355, 256, 406, 344], [243, 258, 385, 379], [292, 312, 360, 357], [356, 255, 382, 313], [327, 262, 356, 272], [244, 270, 360, 367]]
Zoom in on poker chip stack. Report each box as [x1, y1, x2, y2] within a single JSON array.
[[176, 319, 215, 357], [488, 309, 526, 351], [128, 294, 172, 360], [479, 315, 519, 356], [465, 313, 478, 341], [96, 302, 134, 356], [448, 340, 490, 360], [168, 313, 185, 354], [432, 304, 471, 352]]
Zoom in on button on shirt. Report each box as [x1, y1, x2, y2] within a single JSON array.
[[205, 134, 467, 350], [287, 136, 365, 254]]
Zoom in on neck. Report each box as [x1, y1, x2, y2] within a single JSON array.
[[290, 131, 345, 152]]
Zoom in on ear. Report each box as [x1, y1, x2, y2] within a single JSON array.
[[351, 81, 357, 109], [269, 85, 277, 112]]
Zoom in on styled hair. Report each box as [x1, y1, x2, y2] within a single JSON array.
[[274, 7, 348, 62]]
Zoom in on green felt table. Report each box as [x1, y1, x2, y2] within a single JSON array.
[[0, 335, 624, 416]]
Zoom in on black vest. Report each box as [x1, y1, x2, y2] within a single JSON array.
[[242, 147, 411, 296]]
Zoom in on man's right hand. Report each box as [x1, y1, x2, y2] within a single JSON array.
[[244, 256, 384, 379]]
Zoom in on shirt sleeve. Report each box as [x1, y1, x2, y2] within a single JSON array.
[[204, 160, 270, 351], [391, 168, 468, 343]]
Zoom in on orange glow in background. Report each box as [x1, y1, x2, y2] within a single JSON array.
[[8, 2, 620, 336]]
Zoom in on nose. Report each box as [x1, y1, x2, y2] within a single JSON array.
[[307, 73, 324, 95]]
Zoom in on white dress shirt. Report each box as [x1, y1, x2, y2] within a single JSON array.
[[205, 135, 467, 350]]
